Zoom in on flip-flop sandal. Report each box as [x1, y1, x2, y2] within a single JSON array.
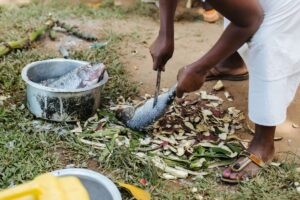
[[203, 10, 220, 23], [221, 151, 266, 184], [205, 67, 249, 81]]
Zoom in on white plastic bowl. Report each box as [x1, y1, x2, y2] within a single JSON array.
[[52, 168, 122, 200]]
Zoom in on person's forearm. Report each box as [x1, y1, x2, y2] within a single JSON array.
[[158, 0, 178, 40], [193, 0, 263, 74], [194, 22, 261, 73]]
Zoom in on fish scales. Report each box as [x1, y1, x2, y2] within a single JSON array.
[[119, 85, 177, 131], [42, 63, 105, 90]]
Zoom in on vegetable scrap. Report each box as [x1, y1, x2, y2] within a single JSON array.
[[247, 123, 255, 134], [71, 122, 83, 133], [295, 182, 300, 193], [117, 182, 151, 200], [0, 95, 10, 106], [77, 86, 248, 180], [90, 41, 109, 49], [139, 178, 147, 186], [274, 137, 283, 141], [213, 80, 224, 91], [224, 91, 233, 102], [270, 162, 281, 167]]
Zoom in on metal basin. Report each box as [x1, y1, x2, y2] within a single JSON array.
[[21, 59, 108, 122], [52, 168, 122, 200]]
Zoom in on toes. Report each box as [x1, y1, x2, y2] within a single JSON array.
[[237, 171, 247, 180], [236, 164, 261, 180], [223, 168, 231, 178], [241, 173, 252, 181], [229, 172, 239, 180]]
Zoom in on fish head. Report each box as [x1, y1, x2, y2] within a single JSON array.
[[78, 63, 105, 86], [113, 105, 135, 123]]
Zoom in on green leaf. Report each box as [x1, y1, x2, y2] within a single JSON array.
[[226, 142, 243, 154]]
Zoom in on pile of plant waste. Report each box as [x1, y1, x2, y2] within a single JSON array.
[[74, 81, 249, 180]]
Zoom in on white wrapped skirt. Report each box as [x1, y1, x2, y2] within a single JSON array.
[[225, 0, 300, 126]]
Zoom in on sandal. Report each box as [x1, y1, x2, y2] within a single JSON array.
[[203, 9, 220, 23], [206, 67, 249, 81], [221, 151, 266, 184]]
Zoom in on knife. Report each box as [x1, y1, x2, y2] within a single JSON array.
[[153, 70, 161, 108]]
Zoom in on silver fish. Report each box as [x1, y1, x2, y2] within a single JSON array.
[[117, 85, 177, 131], [40, 78, 58, 86], [43, 63, 105, 90]]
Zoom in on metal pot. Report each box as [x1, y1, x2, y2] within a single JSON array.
[[21, 58, 108, 122], [52, 168, 122, 200]]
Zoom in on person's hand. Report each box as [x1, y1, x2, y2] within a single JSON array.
[[176, 63, 208, 98], [150, 35, 174, 71]]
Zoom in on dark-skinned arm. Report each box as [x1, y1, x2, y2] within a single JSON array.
[[196, 0, 264, 72], [150, 0, 178, 71], [176, 0, 264, 97]]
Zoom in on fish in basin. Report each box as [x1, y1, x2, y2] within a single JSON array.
[[41, 63, 105, 90]]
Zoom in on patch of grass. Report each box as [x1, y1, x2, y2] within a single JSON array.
[[0, 0, 123, 41], [0, 106, 62, 188], [148, 161, 300, 200], [232, 164, 300, 200], [0, 49, 57, 92], [0, 131, 61, 188], [101, 145, 159, 185], [121, 1, 159, 19], [0, 0, 139, 190], [0, 0, 157, 42]]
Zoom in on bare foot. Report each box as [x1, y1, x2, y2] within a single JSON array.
[[207, 52, 248, 77], [223, 125, 276, 182], [223, 144, 274, 181]]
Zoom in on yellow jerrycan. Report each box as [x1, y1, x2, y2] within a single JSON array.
[[0, 173, 90, 200]]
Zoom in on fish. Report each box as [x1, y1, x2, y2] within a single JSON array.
[[116, 85, 177, 131], [42, 63, 105, 89], [40, 78, 58, 86]]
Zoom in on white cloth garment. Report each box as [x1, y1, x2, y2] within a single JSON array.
[[248, 71, 300, 126], [224, 0, 300, 126]]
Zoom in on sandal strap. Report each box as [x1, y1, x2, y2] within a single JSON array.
[[209, 68, 221, 76], [249, 153, 265, 168], [230, 151, 265, 172]]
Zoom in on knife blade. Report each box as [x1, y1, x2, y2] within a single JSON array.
[[153, 70, 161, 108]]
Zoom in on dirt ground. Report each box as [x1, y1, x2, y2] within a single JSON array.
[[112, 17, 300, 160]]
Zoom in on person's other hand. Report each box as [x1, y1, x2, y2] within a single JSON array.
[[176, 64, 207, 98], [150, 35, 174, 71]]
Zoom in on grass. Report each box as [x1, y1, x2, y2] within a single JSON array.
[[0, 0, 140, 189], [0, 0, 299, 199], [0, 108, 62, 188]]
